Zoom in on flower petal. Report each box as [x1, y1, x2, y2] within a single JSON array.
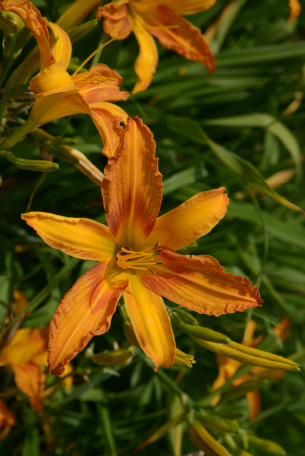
[[48, 261, 128, 375], [140, 250, 263, 316], [57, 0, 105, 32], [141, 5, 215, 73], [97, 0, 132, 39], [247, 390, 261, 421], [123, 272, 175, 369], [288, 0, 301, 21], [144, 188, 228, 251], [162, 0, 216, 15], [102, 116, 163, 248], [30, 62, 77, 97], [0, 0, 54, 70], [12, 364, 45, 411], [48, 22, 72, 69], [128, 6, 159, 93], [22, 212, 116, 261]]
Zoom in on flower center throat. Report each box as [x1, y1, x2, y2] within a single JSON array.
[[116, 243, 163, 275]]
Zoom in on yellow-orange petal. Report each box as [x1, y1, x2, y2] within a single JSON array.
[[288, 0, 301, 21], [22, 212, 116, 261], [141, 5, 215, 73], [144, 188, 228, 251], [48, 22, 72, 69], [123, 272, 175, 369], [273, 317, 290, 342], [162, 0, 216, 16], [102, 116, 163, 248], [97, 0, 132, 39], [0, 400, 16, 428], [12, 290, 28, 315], [90, 102, 128, 124], [30, 62, 77, 97], [128, 6, 159, 93], [0, 0, 54, 70], [48, 261, 128, 376], [140, 250, 263, 317], [12, 364, 45, 411]]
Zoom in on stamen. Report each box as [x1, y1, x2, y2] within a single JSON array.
[[116, 244, 163, 273]]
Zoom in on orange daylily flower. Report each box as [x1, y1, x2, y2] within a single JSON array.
[[22, 116, 263, 376], [0, 400, 16, 441], [1, 5, 129, 158], [211, 318, 290, 420], [97, 0, 216, 93], [0, 327, 48, 411], [288, 0, 301, 21]]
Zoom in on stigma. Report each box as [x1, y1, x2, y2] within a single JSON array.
[[116, 243, 163, 275]]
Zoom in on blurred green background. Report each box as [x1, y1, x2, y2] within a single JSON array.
[[0, 0, 305, 454]]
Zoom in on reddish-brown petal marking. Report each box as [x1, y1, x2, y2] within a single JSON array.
[[139, 250, 263, 317], [0, 0, 54, 70], [123, 272, 175, 369], [141, 5, 215, 72], [22, 212, 116, 261], [12, 364, 46, 412], [102, 116, 163, 249], [48, 262, 128, 376], [143, 187, 228, 251], [97, 0, 132, 39]]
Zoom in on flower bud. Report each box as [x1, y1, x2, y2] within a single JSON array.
[[192, 337, 300, 372], [0, 151, 59, 172], [91, 347, 135, 366], [174, 308, 198, 325], [198, 415, 239, 433], [219, 379, 268, 405], [0, 11, 24, 36], [246, 435, 286, 455], [187, 423, 232, 456], [172, 312, 231, 344]]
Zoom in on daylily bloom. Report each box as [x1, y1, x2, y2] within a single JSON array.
[[211, 318, 290, 420], [288, 0, 301, 21], [22, 116, 262, 376], [0, 400, 16, 441], [0, 327, 48, 411], [1, 2, 129, 158], [97, 0, 216, 93]]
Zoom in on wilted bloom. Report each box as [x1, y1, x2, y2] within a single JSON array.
[[97, 0, 216, 93], [92, 347, 135, 366], [0, 327, 48, 411], [211, 318, 291, 420], [22, 116, 263, 375], [0, 400, 16, 441]]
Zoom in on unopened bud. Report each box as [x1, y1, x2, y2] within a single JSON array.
[[0, 151, 59, 172], [68, 19, 98, 43], [191, 338, 300, 372], [0, 11, 24, 36], [246, 435, 286, 455], [172, 313, 231, 344], [174, 308, 198, 325], [91, 347, 135, 367], [187, 423, 232, 456], [198, 415, 239, 433]]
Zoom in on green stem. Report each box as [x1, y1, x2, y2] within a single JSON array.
[[0, 58, 14, 89], [97, 402, 118, 456], [0, 118, 35, 150]]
